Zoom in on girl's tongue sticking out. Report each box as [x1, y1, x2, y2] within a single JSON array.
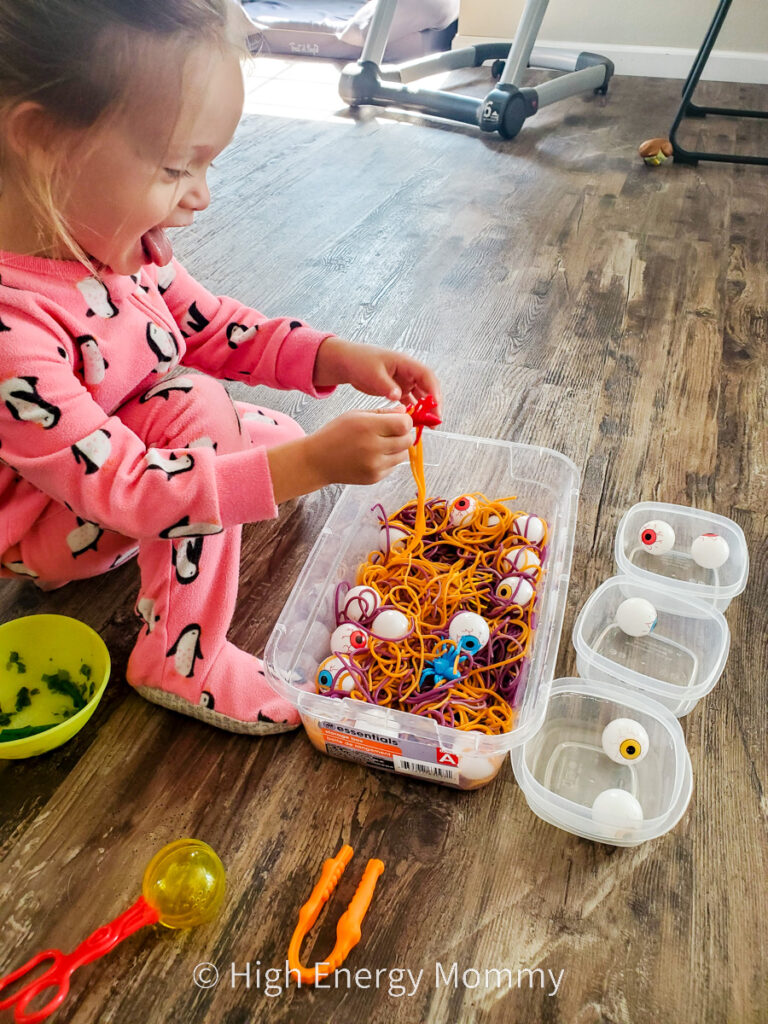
[[141, 226, 173, 266]]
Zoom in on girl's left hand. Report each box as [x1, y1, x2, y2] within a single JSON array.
[[314, 337, 442, 415]]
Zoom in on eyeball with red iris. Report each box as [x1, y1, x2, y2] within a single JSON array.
[[378, 525, 410, 552], [639, 519, 675, 555], [601, 718, 649, 764], [511, 514, 546, 544], [448, 611, 490, 653], [500, 546, 541, 575], [447, 495, 477, 527], [316, 656, 355, 693], [616, 597, 657, 637], [371, 609, 410, 640], [495, 575, 535, 606], [342, 585, 381, 623], [691, 532, 730, 569], [330, 622, 369, 655]]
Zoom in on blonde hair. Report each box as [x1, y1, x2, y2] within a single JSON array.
[[0, 0, 250, 266]]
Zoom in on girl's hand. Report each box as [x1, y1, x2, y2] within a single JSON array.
[[314, 338, 442, 415], [267, 408, 413, 501]]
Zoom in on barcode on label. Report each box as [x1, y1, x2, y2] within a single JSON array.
[[393, 755, 459, 784]]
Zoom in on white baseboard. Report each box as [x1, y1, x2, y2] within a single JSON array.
[[452, 34, 768, 84]]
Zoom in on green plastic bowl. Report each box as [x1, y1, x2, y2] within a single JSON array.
[[0, 615, 111, 759]]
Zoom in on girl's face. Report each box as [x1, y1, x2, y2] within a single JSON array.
[[60, 44, 244, 275]]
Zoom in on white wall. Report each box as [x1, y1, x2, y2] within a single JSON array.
[[456, 0, 768, 82]]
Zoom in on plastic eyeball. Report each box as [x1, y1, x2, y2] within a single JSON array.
[[591, 788, 644, 827], [316, 656, 354, 693], [342, 585, 381, 623], [371, 609, 410, 640], [448, 611, 490, 652], [691, 533, 730, 570], [511, 514, 546, 544], [447, 495, 477, 527], [499, 546, 541, 576], [495, 575, 535, 606], [330, 622, 368, 655], [615, 597, 657, 637], [601, 718, 649, 764], [487, 514, 501, 527], [639, 519, 675, 555], [378, 525, 410, 552]]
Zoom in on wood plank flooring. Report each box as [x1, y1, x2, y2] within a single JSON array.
[[1, 58, 766, 1024]]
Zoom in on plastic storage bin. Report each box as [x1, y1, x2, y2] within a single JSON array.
[[572, 576, 730, 717], [510, 678, 693, 846], [264, 430, 580, 790], [615, 501, 748, 612]]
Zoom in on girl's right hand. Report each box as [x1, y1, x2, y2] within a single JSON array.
[[307, 408, 414, 486]]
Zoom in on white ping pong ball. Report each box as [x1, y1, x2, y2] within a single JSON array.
[[616, 597, 657, 637], [691, 533, 729, 570], [639, 519, 675, 555]]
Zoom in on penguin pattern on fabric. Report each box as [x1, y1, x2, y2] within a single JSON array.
[[76, 277, 119, 318], [167, 623, 204, 677], [145, 322, 180, 373], [76, 335, 109, 386], [0, 377, 61, 428], [181, 301, 210, 336], [139, 374, 195, 403], [225, 322, 258, 349], [172, 536, 203, 584], [159, 515, 223, 539], [66, 517, 104, 557], [145, 448, 195, 480], [71, 428, 111, 474]]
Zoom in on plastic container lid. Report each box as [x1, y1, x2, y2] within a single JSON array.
[[615, 501, 748, 611], [572, 576, 730, 717], [510, 678, 693, 846]]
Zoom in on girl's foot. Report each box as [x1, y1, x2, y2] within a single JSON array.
[[127, 635, 300, 735]]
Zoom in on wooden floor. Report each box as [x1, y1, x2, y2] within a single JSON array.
[[1, 57, 767, 1024]]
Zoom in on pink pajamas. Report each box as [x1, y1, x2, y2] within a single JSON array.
[[0, 252, 335, 732]]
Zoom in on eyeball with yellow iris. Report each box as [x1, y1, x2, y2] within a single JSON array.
[[495, 575, 535, 606], [639, 519, 675, 555], [601, 718, 649, 765], [342, 585, 381, 623], [499, 546, 541, 575], [330, 622, 369, 655], [316, 656, 355, 693], [447, 495, 477, 528], [448, 611, 490, 653]]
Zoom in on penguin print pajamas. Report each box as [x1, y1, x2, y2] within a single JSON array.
[[0, 252, 335, 729]]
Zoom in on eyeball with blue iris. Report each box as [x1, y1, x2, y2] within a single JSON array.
[[639, 519, 675, 555], [342, 585, 381, 623], [330, 622, 369, 655], [499, 546, 541, 575], [448, 611, 490, 653], [378, 524, 411, 553], [316, 655, 355, 693], [495, 575, 535, 606], [601, 718, 649, 764], [447, 495, 477, 528]]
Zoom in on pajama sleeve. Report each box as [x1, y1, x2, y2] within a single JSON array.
[[155, 259, 336, 396], [0, 309, 280, 539]]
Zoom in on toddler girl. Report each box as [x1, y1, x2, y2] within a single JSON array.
[[0, 0, 440, 735]]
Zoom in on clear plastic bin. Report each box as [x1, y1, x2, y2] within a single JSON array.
[[572, 576, 730, 717], [264, 430, 580, 790], [510, 678, 693, 846], [614, 501, 749, 612]]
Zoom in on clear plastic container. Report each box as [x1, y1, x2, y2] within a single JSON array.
[[264, 430, 580, 790], [510, 678, 693, 846], [572, 576, 730, 717], [615, 501, 748, 612]]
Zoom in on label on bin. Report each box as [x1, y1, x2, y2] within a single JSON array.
[[318, 721, 460, 784]]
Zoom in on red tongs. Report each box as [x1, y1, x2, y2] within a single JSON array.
[[407, 395, 441, 443]]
